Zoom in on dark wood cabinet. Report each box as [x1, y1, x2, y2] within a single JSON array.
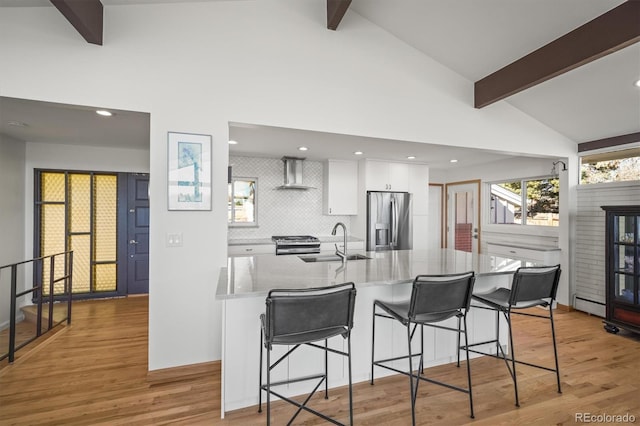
[[601, 205, 640, 334]]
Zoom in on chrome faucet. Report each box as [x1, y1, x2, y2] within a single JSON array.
[[331, 222, 347, 264]]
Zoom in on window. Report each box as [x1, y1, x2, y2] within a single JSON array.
[[580, 147, 640, 184], [489, 177, 559, 227], [228, 177, 257, 226]]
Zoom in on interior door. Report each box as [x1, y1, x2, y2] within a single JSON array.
[[127, 173, 150, 294], [446, 181, 480, 254]]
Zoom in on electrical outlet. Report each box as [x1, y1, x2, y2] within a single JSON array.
[[166, 233, 183, 247]]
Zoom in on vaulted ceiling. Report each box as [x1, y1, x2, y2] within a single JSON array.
[[1, 0, 638, 165]]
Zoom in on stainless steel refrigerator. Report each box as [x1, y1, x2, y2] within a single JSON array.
[[366, 191, 413, 251]]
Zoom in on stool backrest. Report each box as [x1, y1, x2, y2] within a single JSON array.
[[264, 282, 356, 344], [509, 265, 561, 305], [409, 272, 476, 319]]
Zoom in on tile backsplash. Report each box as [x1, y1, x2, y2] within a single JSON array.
[[228, 156, 353, 240]]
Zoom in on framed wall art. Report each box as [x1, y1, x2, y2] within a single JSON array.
[[167, 131, 212, 211]]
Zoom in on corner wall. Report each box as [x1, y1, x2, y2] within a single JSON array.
[[0, 135, 26, 330]]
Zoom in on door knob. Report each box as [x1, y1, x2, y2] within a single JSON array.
[[129, 239, 139, 244]]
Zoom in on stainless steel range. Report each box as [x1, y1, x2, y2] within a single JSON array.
[[272, 235, 321, 255]]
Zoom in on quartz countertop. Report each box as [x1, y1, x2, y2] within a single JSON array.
[[217, 248, 538, 299]]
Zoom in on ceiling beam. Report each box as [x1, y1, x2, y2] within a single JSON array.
[[578, 132, 640, 152], [50, 0, 103, 45], [327, 0, 352, 31], [475, 1, 640, 108]]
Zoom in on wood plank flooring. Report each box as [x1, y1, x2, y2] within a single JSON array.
[[1, 296, 638, 425]]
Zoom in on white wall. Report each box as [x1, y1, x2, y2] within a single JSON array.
[[575, 181, 640, 316], [0, 1, 576, 370], [0, 135, 26, 330]]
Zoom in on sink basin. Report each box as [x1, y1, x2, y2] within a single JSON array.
[[298, 254, 371, 263]]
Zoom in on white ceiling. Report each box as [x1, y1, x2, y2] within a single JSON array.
[[350, 0, 639, 143], [1, 0, 638, 168]]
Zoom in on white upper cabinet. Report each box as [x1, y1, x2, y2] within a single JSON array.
[[364, 160, 409, 192], [323, 159, 358, 215]]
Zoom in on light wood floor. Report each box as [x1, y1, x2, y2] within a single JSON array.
[[1, 296, 638, 425]]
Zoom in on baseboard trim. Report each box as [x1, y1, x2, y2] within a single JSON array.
[[556, 303, 573, 312], [147, 360, 220, 383]]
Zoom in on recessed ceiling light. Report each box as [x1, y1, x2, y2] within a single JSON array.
[[354, 151, 363, 155], [407, 156, 416, 160], [7, 120, 28, 127], [298, 146, 308, 151], [450, 159, 458, 163], [635, 79, 640, 88], [228, 140, 238, 145], [96, 110, 112, 117]]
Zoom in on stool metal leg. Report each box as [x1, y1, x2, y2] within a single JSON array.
[[549, 306, 562, 394], [324, 338, 329, 399], [407, 323, 416, 426], [463, 315, 474, 418], [506, 310, 519, 407], [456, 316, 461, 367], [266, 347, 271, 425], [414, 324, 424, 398], [495, 309, 500, 356], [348, 334, 354, 426], [370, 304, 376, 385], [258, 331, 263, 413]]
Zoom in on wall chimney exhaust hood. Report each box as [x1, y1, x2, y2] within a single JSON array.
[[277, 156, 315, 190]]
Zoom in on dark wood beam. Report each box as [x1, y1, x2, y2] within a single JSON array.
[[578, 132, 640, 152], [327, 0, 352, 31], [50, 0, 103, 45], [475, 1, 640, 108]]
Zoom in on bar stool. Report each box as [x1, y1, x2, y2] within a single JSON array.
[[464, 265, 562, 407], [258, 282, 357, 426], [370, 272, 476, 425]]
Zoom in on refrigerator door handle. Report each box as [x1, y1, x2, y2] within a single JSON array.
[[391, 196, 398, 247]]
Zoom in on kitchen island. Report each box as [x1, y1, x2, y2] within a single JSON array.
[[216, 248, 540, 416]]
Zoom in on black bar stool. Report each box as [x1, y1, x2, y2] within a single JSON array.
[[258, 282, 357, 426], [464, 264, 562, 407], [370, 272, 476, 425]]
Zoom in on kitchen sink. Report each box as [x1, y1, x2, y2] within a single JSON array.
[[298, 254, 371, 263]]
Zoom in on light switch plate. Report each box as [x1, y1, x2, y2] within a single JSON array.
[[166, 233, 183, 247]]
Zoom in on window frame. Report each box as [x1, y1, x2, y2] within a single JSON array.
[[228, 176, 258, 228], [485, 174, 560, 234], [579, 145, 640, 185]]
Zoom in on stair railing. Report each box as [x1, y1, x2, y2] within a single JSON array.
[[1, 250, 73, 363]]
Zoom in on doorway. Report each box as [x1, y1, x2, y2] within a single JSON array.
[[35, 170, 149, 299], [445, 180, 481, 254]]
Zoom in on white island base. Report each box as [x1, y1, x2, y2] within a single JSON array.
[[217, 249, 531, 416]]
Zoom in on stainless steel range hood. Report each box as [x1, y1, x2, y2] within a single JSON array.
[[277, 156, 315, 190]]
